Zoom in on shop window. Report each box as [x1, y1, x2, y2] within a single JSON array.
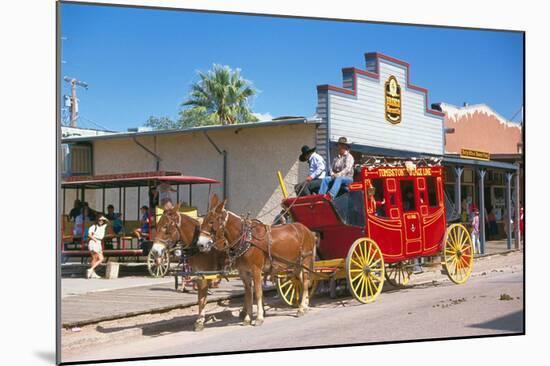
[[444, 169, 456, 183], [64, 143, 93, 176], [400, 180, 416, 212], [427, 177, 438, 207], [462, 169, 474, 184]]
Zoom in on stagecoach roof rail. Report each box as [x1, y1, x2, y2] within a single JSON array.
[[359, 155, 443, 169]]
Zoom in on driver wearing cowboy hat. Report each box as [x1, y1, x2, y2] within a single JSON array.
[[319, 136, 355, 199], [295, 145, 327, 196]]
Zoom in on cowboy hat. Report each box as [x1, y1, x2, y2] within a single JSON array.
[[299, 145, 316, 162], [336, 136, 352, 148]]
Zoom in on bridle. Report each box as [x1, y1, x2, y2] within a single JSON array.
[[202, 208, 259, 253], [155, 211, 184, 247]]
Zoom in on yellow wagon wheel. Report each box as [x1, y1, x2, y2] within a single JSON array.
[[442, 224, 474, 284], [147, 246, 170, 278], [345, 238, 385, 304], [385, 260, 413, 287], [276, 273, 318, 308]]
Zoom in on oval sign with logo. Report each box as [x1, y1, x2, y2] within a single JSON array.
[[385, 75, 402, 124]]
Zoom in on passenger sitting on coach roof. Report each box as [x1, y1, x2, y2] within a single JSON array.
[[295, 145, 326, 196], [319, 136, 355, 199]]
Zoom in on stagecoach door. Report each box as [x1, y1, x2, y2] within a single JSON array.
[[400, 180, 422, 255]]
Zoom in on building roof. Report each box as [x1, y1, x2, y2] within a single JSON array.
[[62, 171, 220, 189], [438, 103, 522, 130], [61, 117, 320, 143]]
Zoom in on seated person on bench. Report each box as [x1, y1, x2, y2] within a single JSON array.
[[295, 144, 326, 196], [319, 136, 355, 199], [133, 205, 151, 241]]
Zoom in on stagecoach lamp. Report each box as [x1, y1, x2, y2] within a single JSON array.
[[175, 249, 182, 257]]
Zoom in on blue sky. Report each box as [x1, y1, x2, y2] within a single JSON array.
[[61, 3, 524, 131]]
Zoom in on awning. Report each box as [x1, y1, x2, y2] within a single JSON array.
[[443, 155, 519, 171]]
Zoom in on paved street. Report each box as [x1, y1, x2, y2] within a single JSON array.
[[61, 251, 523, 363]]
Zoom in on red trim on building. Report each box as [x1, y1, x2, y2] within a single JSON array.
[[317, 52, 445, 117]]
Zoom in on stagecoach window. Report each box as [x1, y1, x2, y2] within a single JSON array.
[[371, 179, 387, 217], [332, 191, 365, 227], [400, 180, 416, 212], [427, 177, 438, 207]]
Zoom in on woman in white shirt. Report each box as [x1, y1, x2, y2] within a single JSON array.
[[87, 216, 108, 279]]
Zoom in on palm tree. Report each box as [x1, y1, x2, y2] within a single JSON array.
[[182, 64, 259, 125]]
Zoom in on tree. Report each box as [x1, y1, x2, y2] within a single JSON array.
[[182, 64, 259, 125], [178, 106, 218, 128], [144, 116, 179, 130]]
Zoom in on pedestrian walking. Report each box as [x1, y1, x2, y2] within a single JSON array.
[[87, 216, 108, 279], [471, 209, 481, 255]]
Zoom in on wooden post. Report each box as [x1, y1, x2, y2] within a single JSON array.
[[105, 262, 120, 279]]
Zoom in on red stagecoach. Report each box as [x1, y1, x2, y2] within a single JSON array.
[[277, 158, 473, 305], [60, 171, 219, 277]]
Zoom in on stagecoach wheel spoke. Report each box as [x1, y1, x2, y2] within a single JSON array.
[[385, 261, 412, 288], [346, 238, 385, 304], [443, 224, 473, 285], [147, 246, 170, 278], [276, 273, 304, 308]]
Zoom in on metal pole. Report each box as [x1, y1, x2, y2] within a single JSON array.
[[177, 184, 180, 204], [137, 186, 141, 220], [101, 187, 105, 213], [506, 172, 513, 250], [122, 187, 126, 227], [62, 188, 66, 215], [514, 164, 521, 249], [454, 166, 463, 217], [118, 187, 122, 218], [189, 185, 193, 207], [478, 169, 487, 254]]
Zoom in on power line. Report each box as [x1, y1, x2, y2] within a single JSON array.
[[509, 105, 523, 123], [79, 116, 111, 131]]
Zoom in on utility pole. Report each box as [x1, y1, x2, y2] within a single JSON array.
[[63, 76, 88, 127]]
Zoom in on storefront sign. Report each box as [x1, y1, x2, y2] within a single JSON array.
[[385, 76, 402, 124], [377, 167, 432, 177], [460, 148, 490, 161]]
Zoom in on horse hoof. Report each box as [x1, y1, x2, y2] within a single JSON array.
[[255, 319, 264, 327], [194, 322, 205, 332], [239, 310, 247, 320], [296, 310, 305, 318], [243, 319, 252, 326]]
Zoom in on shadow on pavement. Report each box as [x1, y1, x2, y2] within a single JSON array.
[[468, 310, 524, 333]]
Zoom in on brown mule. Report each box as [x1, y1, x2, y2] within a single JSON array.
[[197, 194, 316, 326], [154, 205, 228, 331]]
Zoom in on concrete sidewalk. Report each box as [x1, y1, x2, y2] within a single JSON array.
[[61, 277, 250, 327]]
